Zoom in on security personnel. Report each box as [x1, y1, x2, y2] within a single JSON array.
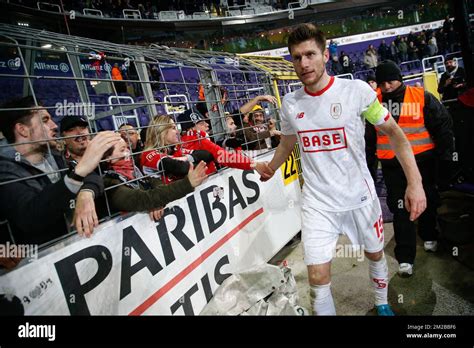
[[367, 60, 454, 277]]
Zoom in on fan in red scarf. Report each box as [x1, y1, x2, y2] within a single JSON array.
[[141, 111, 269, 182], [177, 108, 268, 175]]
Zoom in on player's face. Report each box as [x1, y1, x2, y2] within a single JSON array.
[[379, 80, 402, 94], [291, 39, 329, 88], [368, 81, 378, 91]]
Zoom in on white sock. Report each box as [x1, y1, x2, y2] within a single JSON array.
[[368, 255, 389, 306], [309, 283, 336, 315]]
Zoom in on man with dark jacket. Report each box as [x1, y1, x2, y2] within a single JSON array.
[[0, 97, 121, 245], [339, 51, 354, 75], [437, 58, 467, 101], [378, 40, 389, 61], [366, 61, 454, 277]]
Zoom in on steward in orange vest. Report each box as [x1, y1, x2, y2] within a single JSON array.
[[376, 85, 435, 159], [366, 60, 454, 276]]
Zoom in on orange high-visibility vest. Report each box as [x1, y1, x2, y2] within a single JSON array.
[[376, 86, 435, 159], [111, 67, 123, 81], [198, 84, 205, 101]]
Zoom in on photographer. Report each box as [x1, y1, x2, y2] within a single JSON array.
[[438, 58, 467, 101]]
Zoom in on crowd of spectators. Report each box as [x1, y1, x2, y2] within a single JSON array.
[[0, 93, 279, 266], [6, 0, 454, 55], [150, 0, 450, 53], [327, 16, 462, 77], [8, 0, 294, 18]]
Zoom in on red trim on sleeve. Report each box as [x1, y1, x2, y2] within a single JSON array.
[[384, 113, 390, 122]]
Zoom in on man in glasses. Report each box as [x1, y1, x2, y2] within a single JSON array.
[[60, 116, 91, 165]]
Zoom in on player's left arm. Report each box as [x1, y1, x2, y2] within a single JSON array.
[[359, 84, 426, 222], [377, 117, 426, 221]]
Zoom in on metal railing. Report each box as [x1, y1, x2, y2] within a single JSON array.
[[123, 9, 141, 19], [36, 2, 60, 12], [335, 73, 354, 80], [422, 55, 444, 73], [83, 8, 103, 17]]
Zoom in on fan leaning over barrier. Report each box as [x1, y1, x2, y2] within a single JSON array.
[[102, 138, 208, 221]]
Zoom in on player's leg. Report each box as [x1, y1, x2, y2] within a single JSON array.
[[365, 249, 392, 315], [352, 198, 394, 315], [302, 206, 339, 315], [307, 262, 335, 315]]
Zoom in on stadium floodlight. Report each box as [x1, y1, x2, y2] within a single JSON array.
[[41, 43, 52, 49]]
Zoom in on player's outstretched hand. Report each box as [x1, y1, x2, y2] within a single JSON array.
[[404, 182, 427, 221], [255, 161, 275, 182]]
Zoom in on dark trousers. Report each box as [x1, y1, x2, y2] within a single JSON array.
[[382, 157, 440, 264]]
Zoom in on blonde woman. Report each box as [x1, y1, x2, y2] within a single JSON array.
[[140, 115, 213, 183]]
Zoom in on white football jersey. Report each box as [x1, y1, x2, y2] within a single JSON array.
[[280, 76, 389, 212]]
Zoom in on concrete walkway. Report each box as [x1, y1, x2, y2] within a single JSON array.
[[270, 223, 474, 315]]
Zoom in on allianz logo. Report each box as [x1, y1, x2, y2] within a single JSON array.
[[0, 58, 22, 70]]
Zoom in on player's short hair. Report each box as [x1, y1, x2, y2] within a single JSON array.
[[287, 23, 326, 55]]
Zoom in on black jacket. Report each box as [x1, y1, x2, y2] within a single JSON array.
[[437, 67, 466, 101], [0, 145, 103, 246]]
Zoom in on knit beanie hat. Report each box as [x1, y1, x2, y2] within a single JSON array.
[[376, 60, 403, 84]]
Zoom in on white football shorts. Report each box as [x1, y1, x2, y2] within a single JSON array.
[[301, 198, 385, 265]]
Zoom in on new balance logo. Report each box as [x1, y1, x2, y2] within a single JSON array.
[[295, 112, 305, 119]]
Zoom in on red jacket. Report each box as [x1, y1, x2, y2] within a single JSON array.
[[180, 130, 253, 174], [140, 148, 184, 184]]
